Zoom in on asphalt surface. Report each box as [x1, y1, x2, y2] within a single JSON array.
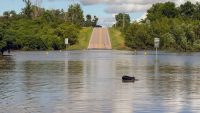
[[87, 28, 112, 50]]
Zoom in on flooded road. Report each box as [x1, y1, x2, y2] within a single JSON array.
[[0, 50, 200, 113]]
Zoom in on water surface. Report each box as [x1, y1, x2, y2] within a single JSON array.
[[0, 50, 200, 113]]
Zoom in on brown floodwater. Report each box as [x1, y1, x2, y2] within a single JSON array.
[[0, 50, 200, 113]]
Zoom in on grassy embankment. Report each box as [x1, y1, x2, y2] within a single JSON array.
[[67, 27, 127, 50], [67, 27, 93, 50], [108, 28, 127, 50]]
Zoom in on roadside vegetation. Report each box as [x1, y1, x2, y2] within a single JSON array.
[[67, 27, 93, 50], [0, 0, 97, 55], [113, 1, 200, 52], [108, 28, 126, 50]]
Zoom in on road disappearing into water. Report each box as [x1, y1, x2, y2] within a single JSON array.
[[88, 28, 112, 50]]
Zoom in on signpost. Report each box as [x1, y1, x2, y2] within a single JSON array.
[[154, 38, 160, 59], [65, 38, 68, 49]]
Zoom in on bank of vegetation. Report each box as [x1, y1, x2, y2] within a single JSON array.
[[0, 0, 97, 55], [114, 1, 200, 51], [67, 27, 93, 50], [108, 28, 126, 50]]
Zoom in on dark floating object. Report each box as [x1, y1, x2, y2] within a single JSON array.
[[122, 75, 136, 82]]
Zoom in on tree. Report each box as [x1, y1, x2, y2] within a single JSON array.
[[115, 13, 130, 31], [10, 10, 17, 17], [92, 16, 98, 27], [162, 2, 178, 18], [179, 1, 195, 18], [193, 2, 200, 20], [0, 23, 12, 55], [147, 2, 178, 21], [22, 0, 32, 18], [85, 14, 92, 27], [86, 14, 91, 21], [125, 22, 152, 49], [55, 23, 79, 46], [67, 4, 84, 26]]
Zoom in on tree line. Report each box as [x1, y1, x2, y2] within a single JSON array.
[[114, 1, 200, 51], [0, 0, 98, 55]]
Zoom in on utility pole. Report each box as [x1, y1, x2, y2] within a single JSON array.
[[123, 13, 125, 28]]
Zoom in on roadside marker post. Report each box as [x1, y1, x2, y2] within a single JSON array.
[[154, 38, 160, 59], [65, 38, 69, 49]]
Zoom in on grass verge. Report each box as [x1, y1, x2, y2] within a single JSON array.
[[108, 27, 126, 50], [67, 27, 93, 50]]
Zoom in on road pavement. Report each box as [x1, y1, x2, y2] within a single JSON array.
[[87, 28, 112, 50]]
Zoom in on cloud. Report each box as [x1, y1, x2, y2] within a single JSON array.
[[80, 0, 199, 26], [136, 13, 147, 22], [81, 0, 174, 5], [39, 0, 200, 26], [98, 16, 116, 27], [80, 0, 199, 13], [105, 4, 151, 13]]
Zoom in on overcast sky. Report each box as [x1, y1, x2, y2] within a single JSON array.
[[0, 0, 199, 26]]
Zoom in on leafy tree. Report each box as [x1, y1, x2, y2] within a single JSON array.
[[0, 23, 12, 55], [22, 0, 32, 18], [179, 1, 195, 18], [3, 11, 10, 19], [147, 2, 178, 21], [125, 23, 152, 49], [115, 13, 130, 28], [67, 4, 84, 26], [161, 33, 176, 49], [193, 2, 200, 20], [162, 2, 178, 18], [92, 16, 98, 27], [55, 23, 79, 45], [85, 14, 92, 27]]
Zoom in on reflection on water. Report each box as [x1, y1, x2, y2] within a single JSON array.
[[0, 51, 200, 113]]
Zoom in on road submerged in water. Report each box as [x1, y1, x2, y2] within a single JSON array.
[[0, 50, 200, 113]]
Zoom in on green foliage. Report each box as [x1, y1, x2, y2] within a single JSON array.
[[92, 16, 98, 27], [125, 23, 152, 49], [147, 1, 200, 21], [108, 28, 126, 50], [115, 13, 130, 31], [67, 4, 84, 26], [147, 2, 178, 21], [0, 22, 12, 55], [122, 1, 200, 52], [84, 15, 98, 27], [22, 0, 32, 18], [0, 2, 95, 52], [85, 14, 92, 27], [67, 27, 93, 50], [125, 18, 200, 51], [179, 1, 195, 18], [55, 23, 79, 45]]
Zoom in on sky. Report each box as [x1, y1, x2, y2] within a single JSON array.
[[0, 0, 199, 26]]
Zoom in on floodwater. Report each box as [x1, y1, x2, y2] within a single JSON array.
[[0, 50, 200, 113]]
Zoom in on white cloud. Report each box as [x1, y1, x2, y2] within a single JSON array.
[[24, 0, 199, 27], [136, 13, 147, 22], [98, 16, 116, 27], [80, 0, 199, 13], [81, 0, 176, 5], [80, 0, 199, 26], [105, 4, 151, 13]]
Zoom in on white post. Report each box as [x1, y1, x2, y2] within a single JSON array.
[[156, 47, 158, 60], [154, 38, 159, 60]]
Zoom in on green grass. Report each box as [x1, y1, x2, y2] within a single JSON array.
[[108, 27, 126, 50], [67, 27, 93, 50]]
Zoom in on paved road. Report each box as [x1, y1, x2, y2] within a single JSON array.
[[88, 28, 112, 50]]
